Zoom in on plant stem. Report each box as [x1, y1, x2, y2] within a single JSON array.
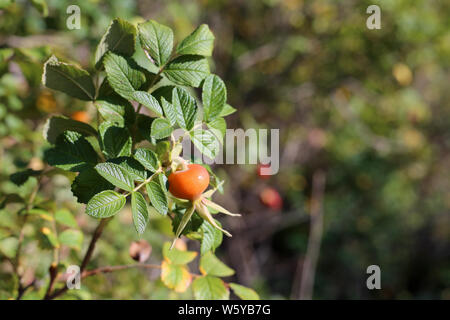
[[45, 217, 112, 300], [293, 170, 326, 300], [123, 169, 161, 197], [14, 177, 41, 299], [81, 264, 161, 278]]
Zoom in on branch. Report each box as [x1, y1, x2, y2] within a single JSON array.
[[292, 170, 326, 300], [45, 217, 112, 300], [81, 264, 161, 279]]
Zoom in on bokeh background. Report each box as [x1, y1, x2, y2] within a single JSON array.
[[1, 0, 449, 299]]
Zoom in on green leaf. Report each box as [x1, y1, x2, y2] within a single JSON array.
[[161, 97, 177, 126], [103, 52, 146, 100], [199, 251, 235, 277], [95, 18, 136, 69], [134, 148, 160, 172], [219, 104, 237, 117], [54, 209, 78, 228], [190, 129, 220, 160], [44, 131, 98, 172], [95, 95, 135, 126], [162, 242, 197, 265], [202, 74, 226, 121], [192, 276, 229, 300], [132, 91, 163, 116], [43, 116, 97, 144], [200, 219, 223, 255], [151, 118, 173, 139], [109, 157, 147, 182], [86, 190, 126, 218], [10, 169, 42, 186], [131, 192, 149, 234], [176, 24, 215, 57], [161, 261, 192, 293], [164, 55, 209, 87], [59, 229, 83, 250], [71, 168, 114, 204], [138, 20, 173, 67], [31, 0, 48, 17], [99, 122, 132, 159], [172, 87, 198, 130], [171, 210, 204, 236], [207, 117, 226, 142], [136, 114, 153, 142], [41, 228, 59, 248], [229, 283, 260, 300], [42, 55, 95, 101], [94, 162, 135, 192], [146, 173, 168, 215], [152, 85, 175, 103], [0, 237, 18, 259]]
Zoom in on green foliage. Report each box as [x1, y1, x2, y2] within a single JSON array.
[[42, 56, 95, 101], [131, 191, 149, 234], [86, 190, 126, 218]]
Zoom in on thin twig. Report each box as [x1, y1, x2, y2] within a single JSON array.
[[46, 217, 112, 300], [292, 170, 326, 300], [81, 264, 161, 278], [14, 177, 41, 299]]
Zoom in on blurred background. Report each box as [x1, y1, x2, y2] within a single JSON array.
[[0, 0, 449, 299]]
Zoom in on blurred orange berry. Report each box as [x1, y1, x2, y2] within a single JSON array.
[[71, 111, 90, 123]]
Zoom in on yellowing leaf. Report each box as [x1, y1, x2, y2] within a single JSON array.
[[161, 261, 192, 293]]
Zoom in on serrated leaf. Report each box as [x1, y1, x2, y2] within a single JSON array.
[[202, 74, 226, 121], [162, 242, 197, 265], [43, 116, 97, 144], [161, 261, 192, 293], [229, 283, 260, 300], [190, 129, 220, 160], [133, 91, 163, 116], [161, 97, 177, 125], [192, 276, 229, 300], [59, 229, 83, 250], [95, 95, 135, 126], [103, 52, 146, 100], [150, 118, 173, 139], [138, 20, 173, 67], [199, 251, 234, 277], [42, 55, 95, 101], [146, 173, 168, 215], [219, 104, 236, 117], [152, 85, 175, 103], [109, 157, 147, 182], [95, 18, 136, 69], [85, 190, 126, 218], [200, 219, 223, 255], [54, 209, 78, 228], [164, 55, 209, 87], [99, 122, 132, 159], [71, 168, 114, 204], [207, 117, 226, 142], [44, 131, 98, 172], [176, 24, 215, 57], [94, 162, 135, 192], [172, 87, 198, 130], [131, 192, 149, 234], [10, 169, 42, 186], [134, 148, 160, 172]]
